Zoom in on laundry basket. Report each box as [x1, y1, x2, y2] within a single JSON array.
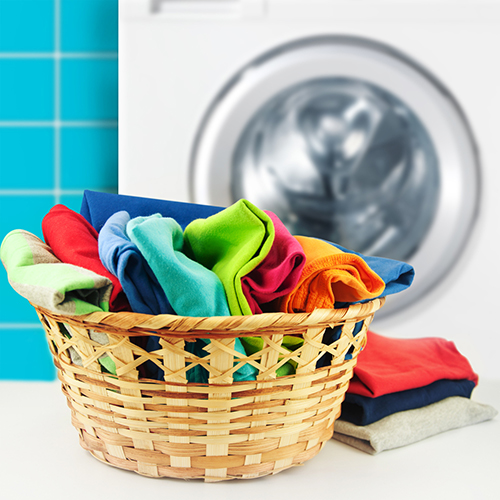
[[34, 297, 384, 482]]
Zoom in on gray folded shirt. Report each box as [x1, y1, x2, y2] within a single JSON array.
[[333, 396, 497, 455]]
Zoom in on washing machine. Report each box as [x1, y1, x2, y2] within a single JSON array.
[[118, 0, 500, 379]]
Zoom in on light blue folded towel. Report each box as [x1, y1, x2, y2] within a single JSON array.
[[98, 210, 174, 316], [98, 211, 175, 380]]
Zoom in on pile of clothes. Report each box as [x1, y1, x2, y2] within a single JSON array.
[[2, 191, 415, 317], [1, 190, 414, 382], [333, 331, 497, 454]]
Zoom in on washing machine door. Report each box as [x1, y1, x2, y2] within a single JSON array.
[[190, 36, 479, 319]]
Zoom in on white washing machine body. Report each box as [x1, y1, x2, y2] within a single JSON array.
[[119, 0, 500, 378]]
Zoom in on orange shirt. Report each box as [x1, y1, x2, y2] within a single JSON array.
[[276, 236, 385, 313]]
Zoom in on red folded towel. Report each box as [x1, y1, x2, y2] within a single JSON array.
[[42, 204, 130, 312], [348, 331, 478, 397], [241, 211, 306, 314]]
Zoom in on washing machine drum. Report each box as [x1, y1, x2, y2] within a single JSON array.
[[191, 36, 479, 318]]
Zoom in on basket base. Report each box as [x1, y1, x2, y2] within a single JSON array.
[[67, 364, 348, 481], [80, 427, 333, 482]]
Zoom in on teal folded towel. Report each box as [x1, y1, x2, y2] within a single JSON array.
[[1, 229, 112, 315], [126, 214, 257, 382], [126, 214, 229, 317]]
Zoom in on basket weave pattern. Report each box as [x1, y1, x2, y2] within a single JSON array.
[[35, 298, 384, 481]]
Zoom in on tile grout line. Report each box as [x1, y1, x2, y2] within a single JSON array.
[[54, 0, 61, 204], [0, 53, 117, 59]]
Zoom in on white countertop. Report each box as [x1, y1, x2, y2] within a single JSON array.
[[2, 380, 499, 500]]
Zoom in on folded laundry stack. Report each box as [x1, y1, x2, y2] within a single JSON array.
[[334, 397, 497, 455], [333, 331, 497, 454]]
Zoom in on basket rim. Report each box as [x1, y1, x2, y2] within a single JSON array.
[[33, 297, 385, 338]]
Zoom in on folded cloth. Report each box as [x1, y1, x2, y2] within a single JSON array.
[[1, 231, 117, 374], [275, 236, 386, 313], [80, 189, 223, 233], [341, 378, 476, 426], [1, 229, 112, 315], [126, 214, 230, 317], [183, 199, 275, 315], [242, 211, 306, 314], [348, 331, 479, 398], [333, 396, 498, 455], [98, 210, 174, 315], [126, 214, 258, 381], [329, 242, 414, 302], [98, 211, 175, 380], [42, 204, 130, 312]]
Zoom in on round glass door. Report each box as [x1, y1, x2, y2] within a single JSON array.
[[190, 36, 480, 319], [232, 77, 440, 262]]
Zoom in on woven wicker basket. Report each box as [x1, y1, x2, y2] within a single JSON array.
[[35, 297, 384, 482]]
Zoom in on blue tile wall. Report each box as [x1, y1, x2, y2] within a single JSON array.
[[0, 0, 119, 380], [61, 0, 119, 52], [0, 59, 55, 120], [0, 0, 55, 52], [0, 329, 56, 381], [61, 127, 118, 190], [0, 194, 54, 240], [0, 128, 55, 189], [61, 59, 118, 120]]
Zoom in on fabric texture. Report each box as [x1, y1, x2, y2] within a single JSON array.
[[241, 211, 306, 314], [98, 210, 174, 380], [1, 232, 117, 374], [42, 204, 130, 312], [329, 241, 414, 302], [275, 236, 386, 313], [1, 229, 112, 315], [98, 210, 174, 315], [183, 199, 275, 316], [80, 189, 223, 233], [348, 331, 479, 397], [341, 378, 476, 426], [126, 214, 230, 318], [333, 397, 498, 455], [126, 214, 257, 382]]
